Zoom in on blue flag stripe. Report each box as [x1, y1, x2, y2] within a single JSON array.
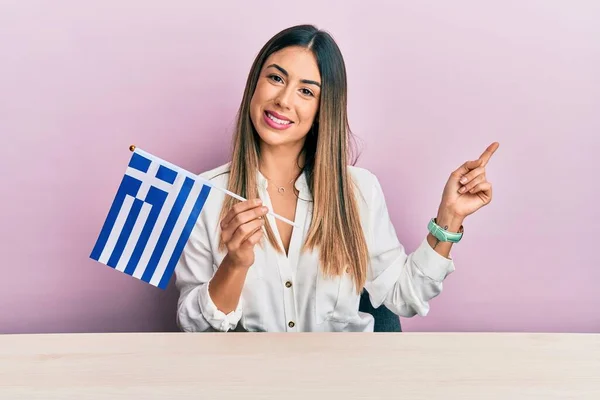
[[123, 186, 169, 276], [158, 184, 212, 289], [90, 175, 141, 261], [141, 176, 195, 283], [107, 198, 143, 268]]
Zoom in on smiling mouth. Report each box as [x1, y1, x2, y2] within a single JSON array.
[[265, 111, 293, 125]]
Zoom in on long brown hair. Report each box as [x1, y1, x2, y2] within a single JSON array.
[[219, 24, 368, 292]]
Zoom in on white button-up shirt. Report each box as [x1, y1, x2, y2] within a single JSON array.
[[175, 163, 455, 332]]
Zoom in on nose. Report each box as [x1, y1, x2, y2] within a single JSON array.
[[274, 87, 293, 110]]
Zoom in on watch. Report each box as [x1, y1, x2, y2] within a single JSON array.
[[428, 218, 464, 243]]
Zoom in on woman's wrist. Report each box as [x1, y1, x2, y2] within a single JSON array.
[[435, 207, 464, 233], [222, 253, 252, 271]]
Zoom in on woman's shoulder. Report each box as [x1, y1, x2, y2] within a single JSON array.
[[192, 162, 231, 232], [348, 165, 376, 182], [198, 162, 231, 186], [348, 165, 380, 189], [347, 165, 382, 203]]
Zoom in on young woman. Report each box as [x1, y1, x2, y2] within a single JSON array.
[[175, 24, 498, 332]]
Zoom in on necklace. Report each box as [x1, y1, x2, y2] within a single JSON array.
[[262, 173, 297, 195]]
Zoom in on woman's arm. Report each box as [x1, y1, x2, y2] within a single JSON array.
[[363, 174, 456, 318], [207, 255, 251, 314], [175, 199, 267, 332], [175, 222, 242, 332]]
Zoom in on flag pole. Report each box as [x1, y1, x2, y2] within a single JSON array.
[[129, 145, 300, 228]]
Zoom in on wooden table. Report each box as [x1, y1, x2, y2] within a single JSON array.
[[1, 332, 599, 399]]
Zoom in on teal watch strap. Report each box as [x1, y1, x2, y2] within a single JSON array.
[[428, 218, 464, 243]]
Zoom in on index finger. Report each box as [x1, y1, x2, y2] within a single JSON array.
[[221, 198, 263, 228], [478, 142, 500, 167]]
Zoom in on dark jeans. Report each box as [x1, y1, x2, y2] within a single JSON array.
[[359, 290, 402, 332]]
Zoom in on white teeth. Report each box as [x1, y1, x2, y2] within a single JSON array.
[[267, 113, 291, 125]]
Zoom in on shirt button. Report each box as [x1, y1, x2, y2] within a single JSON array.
[[285, 281, 292, 288], [288, 321, 295, 328]]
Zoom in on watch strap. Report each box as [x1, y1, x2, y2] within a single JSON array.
[[428, 218, 464, 243]]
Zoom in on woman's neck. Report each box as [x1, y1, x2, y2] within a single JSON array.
[[258, 142, 305, 184]]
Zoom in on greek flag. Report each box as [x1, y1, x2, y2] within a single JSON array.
[[90, 148, 212, 289]]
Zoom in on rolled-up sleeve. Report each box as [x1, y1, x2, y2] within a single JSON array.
[[363, 174, 455, 317], [174, 219, 243, 332]]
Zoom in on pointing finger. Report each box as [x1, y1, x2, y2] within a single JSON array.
[[478, 142, 500, 167]]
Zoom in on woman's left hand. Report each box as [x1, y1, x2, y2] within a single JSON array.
[[440, 142, 499, 219]]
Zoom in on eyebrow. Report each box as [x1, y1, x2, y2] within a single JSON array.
[[266, 63, 321, 88]]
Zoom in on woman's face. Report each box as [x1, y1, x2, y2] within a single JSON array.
[[250, 46, 321, 149]]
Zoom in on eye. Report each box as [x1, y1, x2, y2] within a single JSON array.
[[300, 88, 314, 97], [268, 74, 284, 83]]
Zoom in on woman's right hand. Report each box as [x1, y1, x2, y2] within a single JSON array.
[[220, 198, 268, 269]]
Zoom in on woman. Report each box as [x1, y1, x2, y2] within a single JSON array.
[[175, 24, 498, 332]]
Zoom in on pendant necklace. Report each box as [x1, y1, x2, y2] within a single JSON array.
[[262, 173, 296, 195]]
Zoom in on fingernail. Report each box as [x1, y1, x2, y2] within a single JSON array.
[[459, 186, 466, 193], [460, 177, 467, 184], [255, 199, 262, 205], [262, 206, 268, 213]]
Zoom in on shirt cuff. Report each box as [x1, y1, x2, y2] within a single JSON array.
[[198, 281, 243, 332], [412, 237, 456, 282], [364, 255, 404, 309]]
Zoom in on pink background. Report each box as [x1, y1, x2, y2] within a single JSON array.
[[1, 1, 598, 334]]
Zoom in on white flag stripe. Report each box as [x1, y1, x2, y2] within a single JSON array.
[[134, 148, 215, 188], [149, 179, 203, 286], [131, 172, 187, 279], [125, 166, 173, 194], [114, 202, 152, 272], [98, 195, 135, 265], [135, 162, 160, 200]]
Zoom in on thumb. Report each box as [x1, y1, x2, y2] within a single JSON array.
[[456, 159, 483, 175]]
